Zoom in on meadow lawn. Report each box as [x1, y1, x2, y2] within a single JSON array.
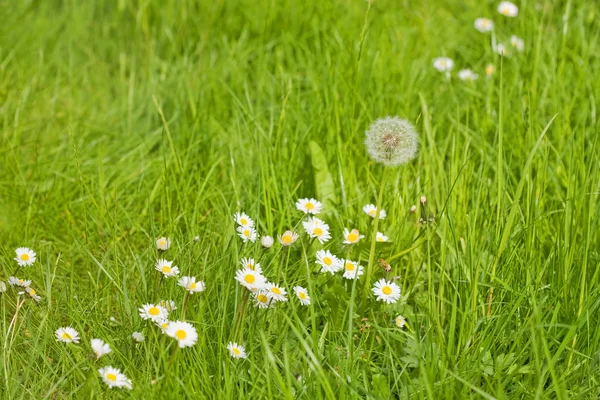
[[1, 0, 600, 398]]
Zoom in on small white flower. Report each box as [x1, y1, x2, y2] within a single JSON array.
[[9, 276, 31, 287], [376, 232, 389, 242], [343, 228, 364, 245], [132, 332, 145, 342], [91, 339, 111, 359], [261, 235, 274, 248], [155, 318, 171, 333], [474, 18, 494, 32], [156, 237, 171, 250], [433, 57, 454, 72], [227, 342, 247, 359], [98, 366, 132, 390], [278, 230, 299, 246], [296, 198, 323, 214], [342, 260, 364, 280], [372, 278, 401, 304], [178, 276, 205, 294], [155, 259, 179, 277], [293, 286, 311, 305], [253, 291, 273, 308], [56, 327, 80, 343], [240, 258, 262, 274], [315, 250, 342, 274], [237, 226, 258, 243], [395, 315, 407, 328], [494, 43, 509, 56], [265, 283, 288, 302], [235, 268, 267, 291], [25, 287, 41, 302], [485, 64, 495, 77], [510, 34, 524, 51], [14, 247, 36, 267], [302, 217, 331, 243], [234, 212, 255, 227], [458, 69, 479, 81], [363, 204, 386, 219], [158, 299, 177, 311], [498, 1, 518, 17], [165, 321, 198, 348], [138, 304, 169, 321]]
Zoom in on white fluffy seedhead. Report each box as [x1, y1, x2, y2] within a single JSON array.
[[364, 117, 419, 166]]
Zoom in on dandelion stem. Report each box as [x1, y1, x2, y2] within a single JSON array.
[[365, 168, 388, 292]]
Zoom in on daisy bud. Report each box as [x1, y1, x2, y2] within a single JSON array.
[[410, 205, 417, 213], [364, 117, 419, 167], [261, 235, 274, 248], [193, 236, 200, 242], [420, 196, 427, 205]]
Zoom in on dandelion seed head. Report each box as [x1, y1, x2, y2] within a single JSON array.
[[364, 117, 419, 167]]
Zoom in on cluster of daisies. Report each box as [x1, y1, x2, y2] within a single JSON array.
[[433, 1, 524, 81], [0, 248, 41, 302], [234, 197, 406, 319]]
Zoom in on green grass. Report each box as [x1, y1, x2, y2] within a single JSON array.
[[1, 0, 600, 398]]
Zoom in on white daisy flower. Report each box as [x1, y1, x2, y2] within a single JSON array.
[[8, 276, 31, 287], [165, 321, 198, 348], [376, 232, 389, 242], [234, 212, 255, 227], [91, 339, 111, 359], [240, 258, 262, 273], [158, 299, 177, 311], [14, 247, 36, 267], [235, 268, 267, 291], [178, 276, 205, 294], [265, 283, 288, 302], [432, 57, 454, 72], [315, 250, 342, 274], [237, 226, 258, 243], [494, 43, 509, 56], [498, 1, 518, 17], [458, 69, 479, 81], [485, 64, 495, 77], [278, 230, 299, 246], [293, 286, 311, 305], [155, 318, 170, 333], [343, 228, 364, 245], [138, 304, 168, 322], [395, 315, 407, 328], [156, 237, 171, 251], [25, 287, 41, 302], [132, 332, 145, 342], [98, 366, 132, 390], [372, 278, 401, 304], [296, 198, 323, 214], [342, 260, 364, 280], [55, 327, 80, 343], [253, 291, 273, 308], [155, 259, 179, 277], [474, 18, 494, 32], [227, 342, 247, 359], [363, 204, 387, 219], [510, 35, 524, 51], [302, 217, 331, 244], [261, 235, 274, 248], [0, 282, 6, 293]]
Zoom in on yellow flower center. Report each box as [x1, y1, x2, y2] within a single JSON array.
[[162, 266, 171, 273], [299, 292, 307, 300], [345, 262, 355, 271], [233, 348, 241, 355], [240, 218, 247, 225], [190, 282, 196, 289], [306, 202, 314, 210], [382, 286, 392, 295], [368, 209, 376, 217], [148, 307, 160, 316], [323, 257, 332, 266], [161, 322, 169, 329], [20, 254, 30, 261], [62, 332, 72, 340], [244, 274, 255, 284], [19, 279, 24, 283], [271, 287, 281, 295], [377, 236, 385, 242], [282, 235, 292, 244], [175, 329, 187, 340], [243, 229, 250, 237], [107, 373, 117, 382], [347, 232, 358, 242], [257, 294, 268, 303], [440, 60, 446, 67], [502, 8, 510, 15], [313, 228, 323, 236], [159, 240, 166, 246], [29, 289, 36, 295]]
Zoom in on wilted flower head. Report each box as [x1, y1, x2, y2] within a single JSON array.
[[364, 117, 419, 167]]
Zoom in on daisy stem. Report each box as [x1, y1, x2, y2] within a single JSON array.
[[181, 292, 190, 320], [365, 167, 388, 294]]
